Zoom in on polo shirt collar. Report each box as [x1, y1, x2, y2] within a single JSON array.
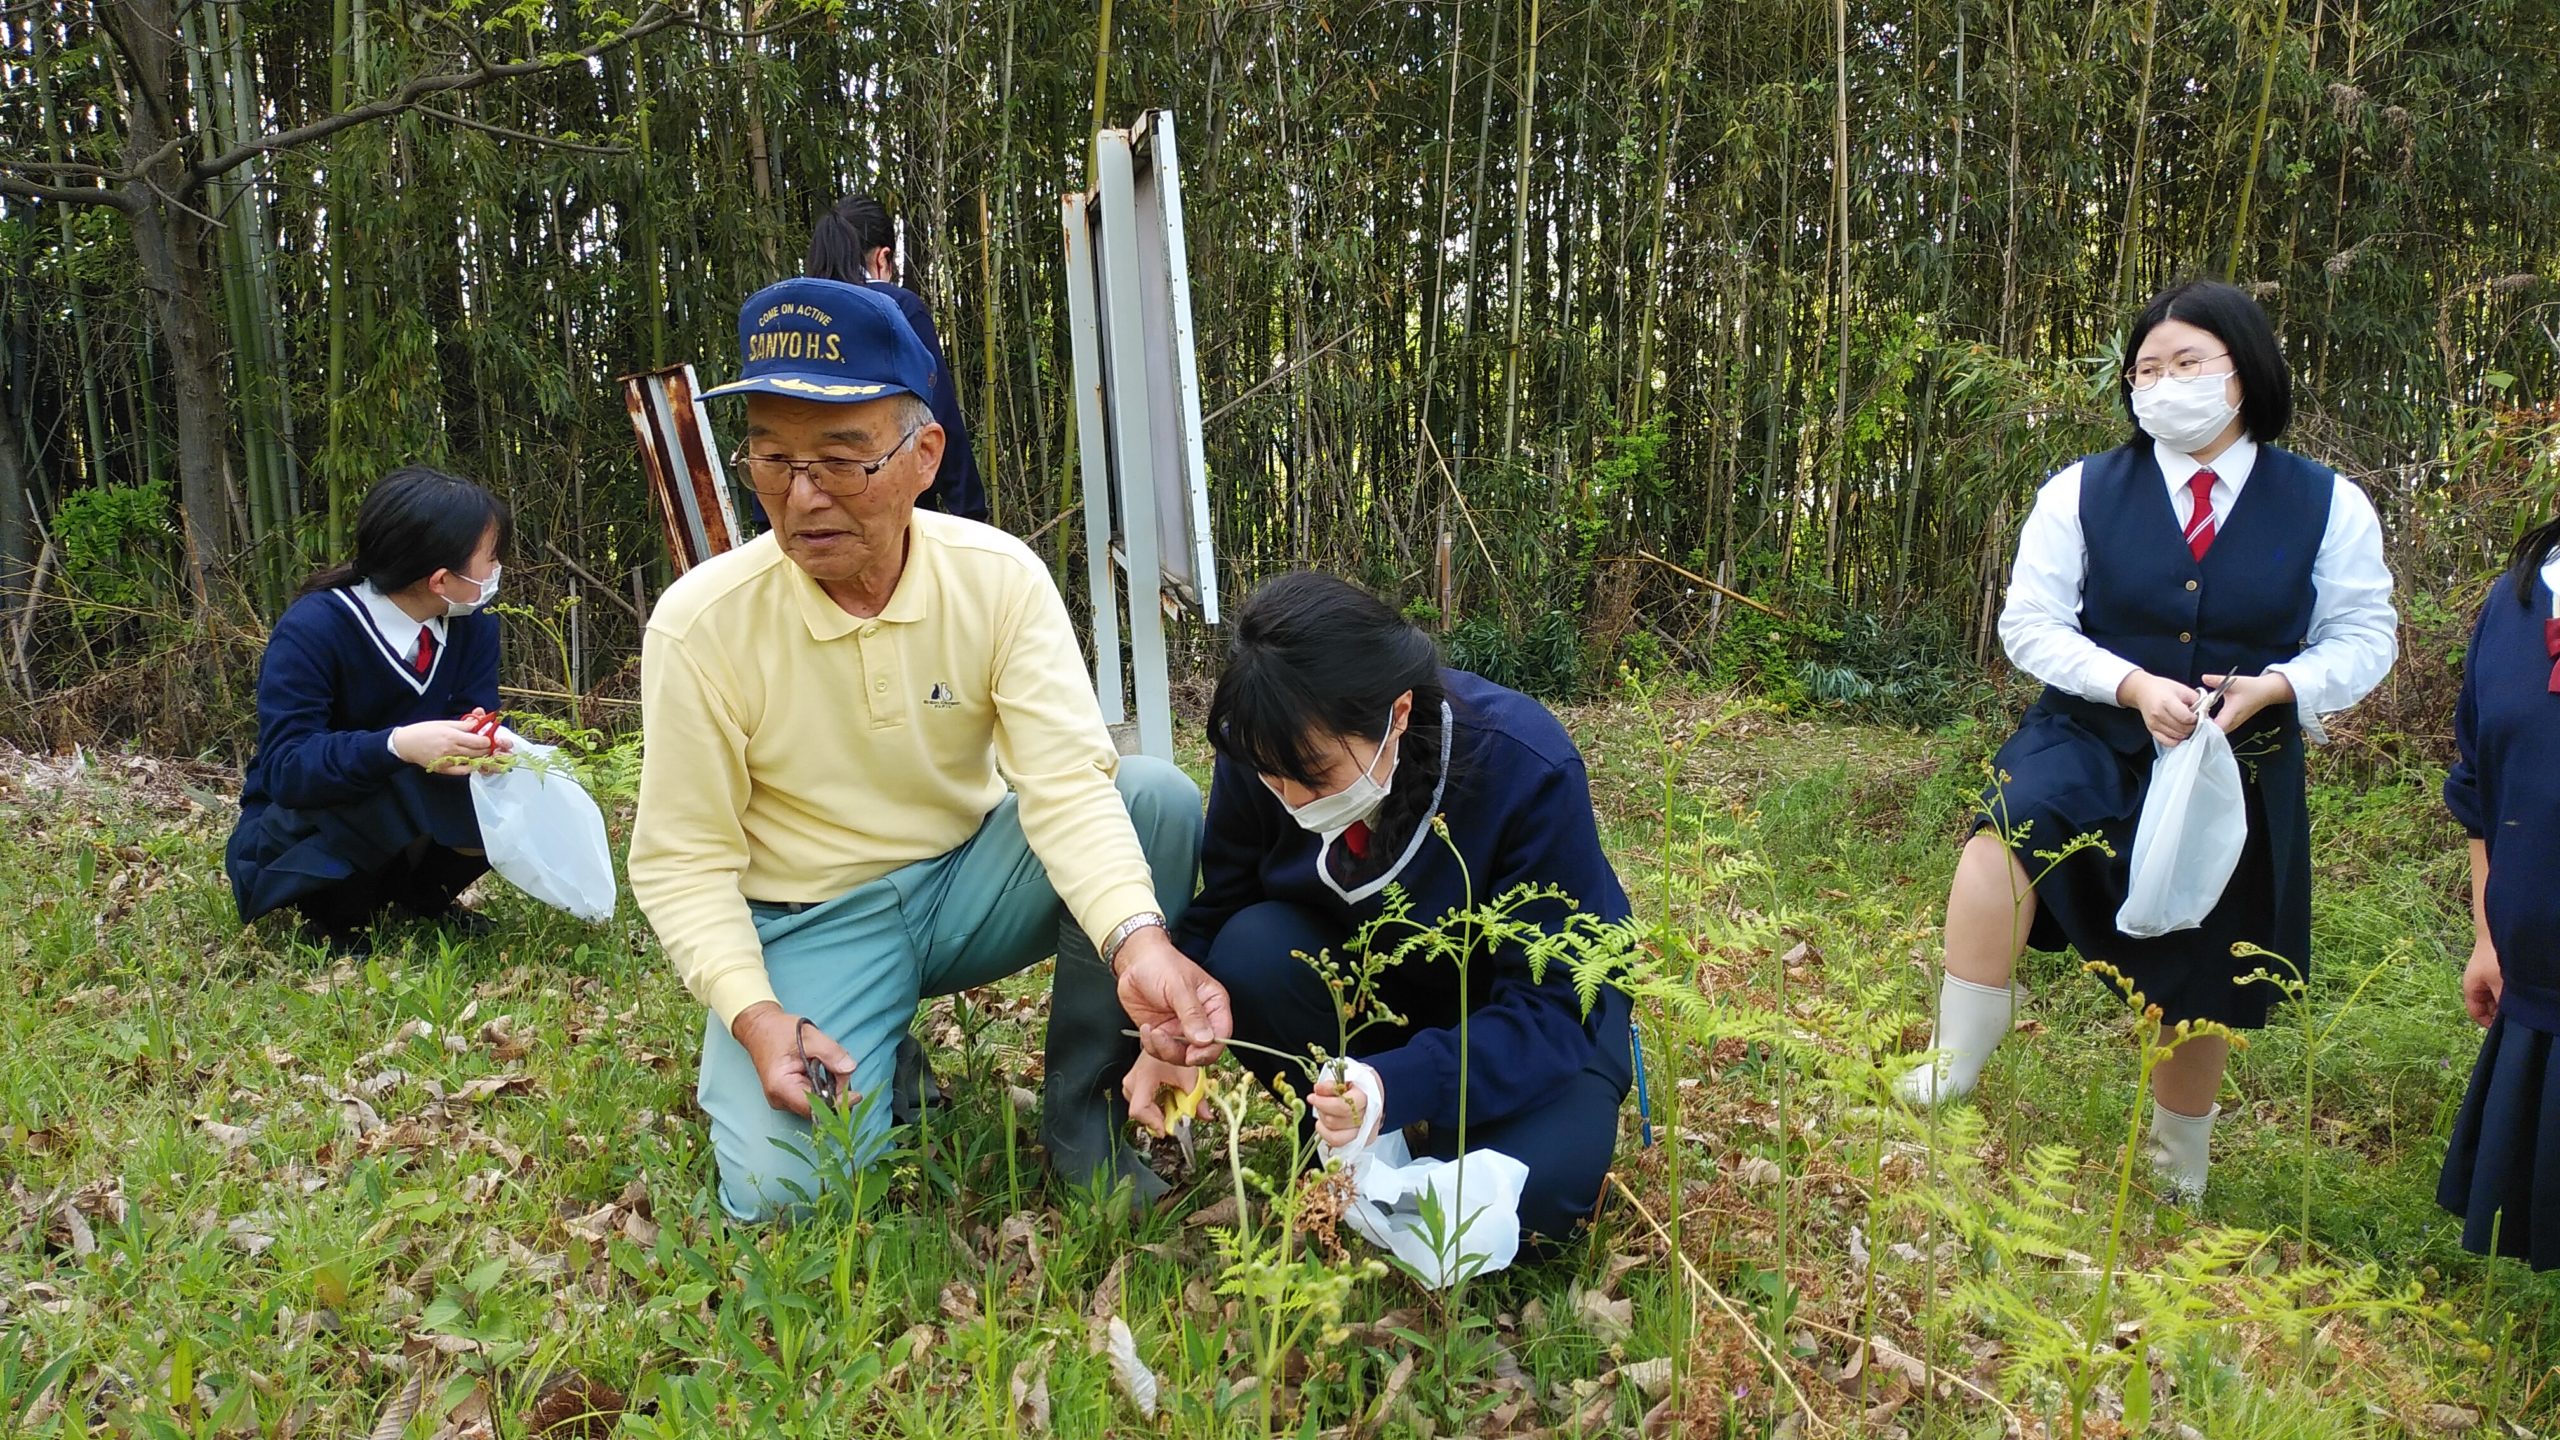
[[788, 517, 936, 640]]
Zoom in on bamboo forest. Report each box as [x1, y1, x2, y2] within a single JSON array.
[[4, 2, 2560, 1437]]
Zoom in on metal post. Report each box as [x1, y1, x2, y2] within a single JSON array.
[[1092, 130, 1175, 762], [1061, 193, 1124, 725]]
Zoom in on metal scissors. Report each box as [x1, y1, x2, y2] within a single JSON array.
[[2196, 673, 2237, 724]]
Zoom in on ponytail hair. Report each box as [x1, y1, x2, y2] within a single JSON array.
[[299, 467, 511, 598], [807, 195, 895, 285], [2510, 513, 2560, 610]]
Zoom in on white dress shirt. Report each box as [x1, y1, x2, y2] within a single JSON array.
[[1998, 436, 2398, 737], [344, 580, 444, 669], [2544, 550, 2560, 616]]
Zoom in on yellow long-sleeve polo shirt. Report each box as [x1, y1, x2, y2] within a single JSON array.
[[628, 514, 1162, 1027]]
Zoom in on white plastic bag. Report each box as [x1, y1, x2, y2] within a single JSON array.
[[2114, 712, 2248, 938], [1323, 1129, 1530, 1289], [469, 731, 617, 922]]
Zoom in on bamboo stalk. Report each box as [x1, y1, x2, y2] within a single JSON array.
[[1497, 0, 1543, 461], [2227, 0, 2293, 279]]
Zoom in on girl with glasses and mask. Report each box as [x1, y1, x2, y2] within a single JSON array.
[[227, 467, 516, 956], [1896, 279, 2397, 1203], [1126, 572, 1635, 1246]]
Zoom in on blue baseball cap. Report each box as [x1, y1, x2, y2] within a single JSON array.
[[699, 277, 937, 406]]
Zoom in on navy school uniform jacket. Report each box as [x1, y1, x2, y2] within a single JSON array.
[[2444, 570, 2560, 1035], [869, 281, 988, 523], [237, 591, 502, 827], [227, 590, 502, 922], [1173, 668, 1636, 1134]]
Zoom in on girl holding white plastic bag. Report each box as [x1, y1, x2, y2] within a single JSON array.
[[228, 469, 515, 956], [1124, 573, 1635, 1251], [1897, 280, 2397, 1203]]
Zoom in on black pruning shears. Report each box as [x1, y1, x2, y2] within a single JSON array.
[[796, 1017, 842, 1108]]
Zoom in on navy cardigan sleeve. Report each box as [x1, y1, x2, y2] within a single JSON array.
[[252, 616, 408, 810], [1364, 753, 1626, 1134], [1173, 752, 1277, 963], [457, 612, 502, 716]]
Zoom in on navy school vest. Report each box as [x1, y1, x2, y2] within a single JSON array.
[[2047, 442, 2332, 751]]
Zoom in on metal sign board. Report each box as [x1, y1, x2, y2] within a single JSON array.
[[1064, 109, 1219, 763], [623, 364, 748, 574]]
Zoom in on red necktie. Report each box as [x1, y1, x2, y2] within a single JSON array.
[[2544, 617, 2560, 694], [414, 625, 436, 677], [1340, 820, 1371, 860], [2184, 469, 2219, 561]]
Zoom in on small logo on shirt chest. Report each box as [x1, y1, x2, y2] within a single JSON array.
[[926, 681, 958, 709]]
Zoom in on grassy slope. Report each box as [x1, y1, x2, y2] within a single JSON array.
[[0, 699, 2549, 1438]]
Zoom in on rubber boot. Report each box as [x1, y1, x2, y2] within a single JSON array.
[[1895, 972, 2023, 1106]]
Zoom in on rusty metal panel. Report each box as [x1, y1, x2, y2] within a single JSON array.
[[621, 363, 745, 575]]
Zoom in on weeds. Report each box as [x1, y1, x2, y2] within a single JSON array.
[[0, 697, 2549, 1437]]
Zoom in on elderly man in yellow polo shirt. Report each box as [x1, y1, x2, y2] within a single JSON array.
[[630, 277, 1229, 1220]]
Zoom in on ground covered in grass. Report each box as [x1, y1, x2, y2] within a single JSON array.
[[1, 690, 2550, 1438]]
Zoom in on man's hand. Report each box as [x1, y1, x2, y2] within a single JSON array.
[[2463, 939, 2504, 1029], [1112, 927, 1231, 1065], [1312, 1060, 1384, 1154], [1123, 1052, 1201, 1136], [731, 1001, 858, 1119], [2199, 671, 2295, 735], [2115, 671, 2203, 748]]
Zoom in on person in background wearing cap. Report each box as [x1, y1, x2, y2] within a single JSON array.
[[806, 195, 988, 524], [627, 277, 1227, 1221]]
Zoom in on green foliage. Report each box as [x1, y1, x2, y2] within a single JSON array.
[[53, 477, 180, 629], [1446, 609, 1586, 701]]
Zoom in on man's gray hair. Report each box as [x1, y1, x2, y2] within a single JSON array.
[[892, 392, 934, 434]]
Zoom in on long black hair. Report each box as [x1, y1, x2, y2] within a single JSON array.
[[2120, 278, 2293, 444], [807, 196, 894, 286], [1208, 572, 1448, 854], [2511, 514, 2560, 610], [299, 467, 511, 598]]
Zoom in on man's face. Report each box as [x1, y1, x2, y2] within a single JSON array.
[[743, 393, 944, 589]]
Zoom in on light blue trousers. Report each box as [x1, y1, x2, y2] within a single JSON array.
[[696, 756, 1200, 1221]]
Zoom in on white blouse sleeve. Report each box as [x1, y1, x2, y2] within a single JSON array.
[[2264, 477, 2397, 734], [1997, 463, 2143, 705]]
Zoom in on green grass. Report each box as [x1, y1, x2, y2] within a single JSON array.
[[0, 698, 2552, 1438]]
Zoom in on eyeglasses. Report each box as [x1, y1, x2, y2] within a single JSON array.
[[731, 425, 920, 498], [2128, 353, 2232, 390]]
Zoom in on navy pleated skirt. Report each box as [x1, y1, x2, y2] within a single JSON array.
[[226, 766, 484, 924], [2439, 1014, 2560, 1271], [1979, 692, 2310, 1030]]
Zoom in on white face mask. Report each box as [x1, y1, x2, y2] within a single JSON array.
[[2131, 371, 2240, 454], [1271, 711, 1400, 840], [441, 563, 501, 618]]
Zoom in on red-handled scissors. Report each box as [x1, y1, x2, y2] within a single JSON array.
[[458, 707, 504, 740]]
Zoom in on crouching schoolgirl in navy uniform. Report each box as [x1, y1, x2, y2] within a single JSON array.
[[2437, 511, 2560, 1268], [1897, 280, 2396, 1202], [1123, 572, 1635, 1246], [226, 468, 514, 955]]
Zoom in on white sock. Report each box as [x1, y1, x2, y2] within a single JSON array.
[[2145, 1100, 2219, 1203], [1894, 973, 2019, 1106]]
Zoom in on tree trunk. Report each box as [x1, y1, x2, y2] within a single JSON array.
[[109, 0, 232, 600]]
